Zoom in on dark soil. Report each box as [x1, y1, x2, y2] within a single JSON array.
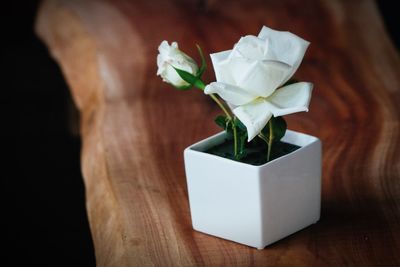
[[205, 139, 300, 166]]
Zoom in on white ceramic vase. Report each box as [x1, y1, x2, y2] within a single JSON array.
[[184, 130, 322, 249]]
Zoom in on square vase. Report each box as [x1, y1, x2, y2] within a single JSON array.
[[184, 130, 322, 249]]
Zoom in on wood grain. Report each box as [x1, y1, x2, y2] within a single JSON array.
[[35, 0, 400, 266]]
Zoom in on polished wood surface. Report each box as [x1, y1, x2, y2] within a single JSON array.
[[35, 0, 400, 266]]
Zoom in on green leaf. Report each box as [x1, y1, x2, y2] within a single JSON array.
[[233, 118, 248, 143], [214, 115, 228, 129], [271, 116, 287, 142], [233, 118, 247, 132], [172, 84, 192, 91], [196, 44, 207, 78], [214, 115, 233, 138], [173, 67, 206, 90], [193, 79, 206, 90], [257, 132, 270, 145], [232, 117, 248, 159], [173, 67, 198, 85], [237, 132, 248, 159], [260, 116, 287, 143]]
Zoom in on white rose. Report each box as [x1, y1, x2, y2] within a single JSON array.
[[157, 41, 199, 87], [205, 26, 313, 141]]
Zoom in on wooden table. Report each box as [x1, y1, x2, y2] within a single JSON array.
[[36, 0, 400, 266]]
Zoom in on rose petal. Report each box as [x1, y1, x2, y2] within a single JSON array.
[[158, 40, 170, 55], [210, 50, 235, 84], [258, 26, 310, 84], [156, 40, 198, 87], [157, 41, 170, 75], [265, 82, 313, 116], [162, 64, 189, 87], [233, 99, 273, 141], [204, 82, 257, 105], [229, 35, 267, 60], [156, 54, 165, 75], [236, 59, 291, 97]]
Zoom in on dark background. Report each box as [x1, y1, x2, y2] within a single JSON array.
[[2, 1, 398, 266], [3, 1, 95, 266]]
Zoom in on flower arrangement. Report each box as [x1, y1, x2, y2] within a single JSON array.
[[157, 26, 313, 164]]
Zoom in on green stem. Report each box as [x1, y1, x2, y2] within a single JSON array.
[[209, 94, 232, 120], [258, 133, 268, 144], [267, 120, 274, 162], [232, 120, 238, 158], [258, 119, 274, 162], [209, 94, 238, 158], [195, 81, 238, 158]]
